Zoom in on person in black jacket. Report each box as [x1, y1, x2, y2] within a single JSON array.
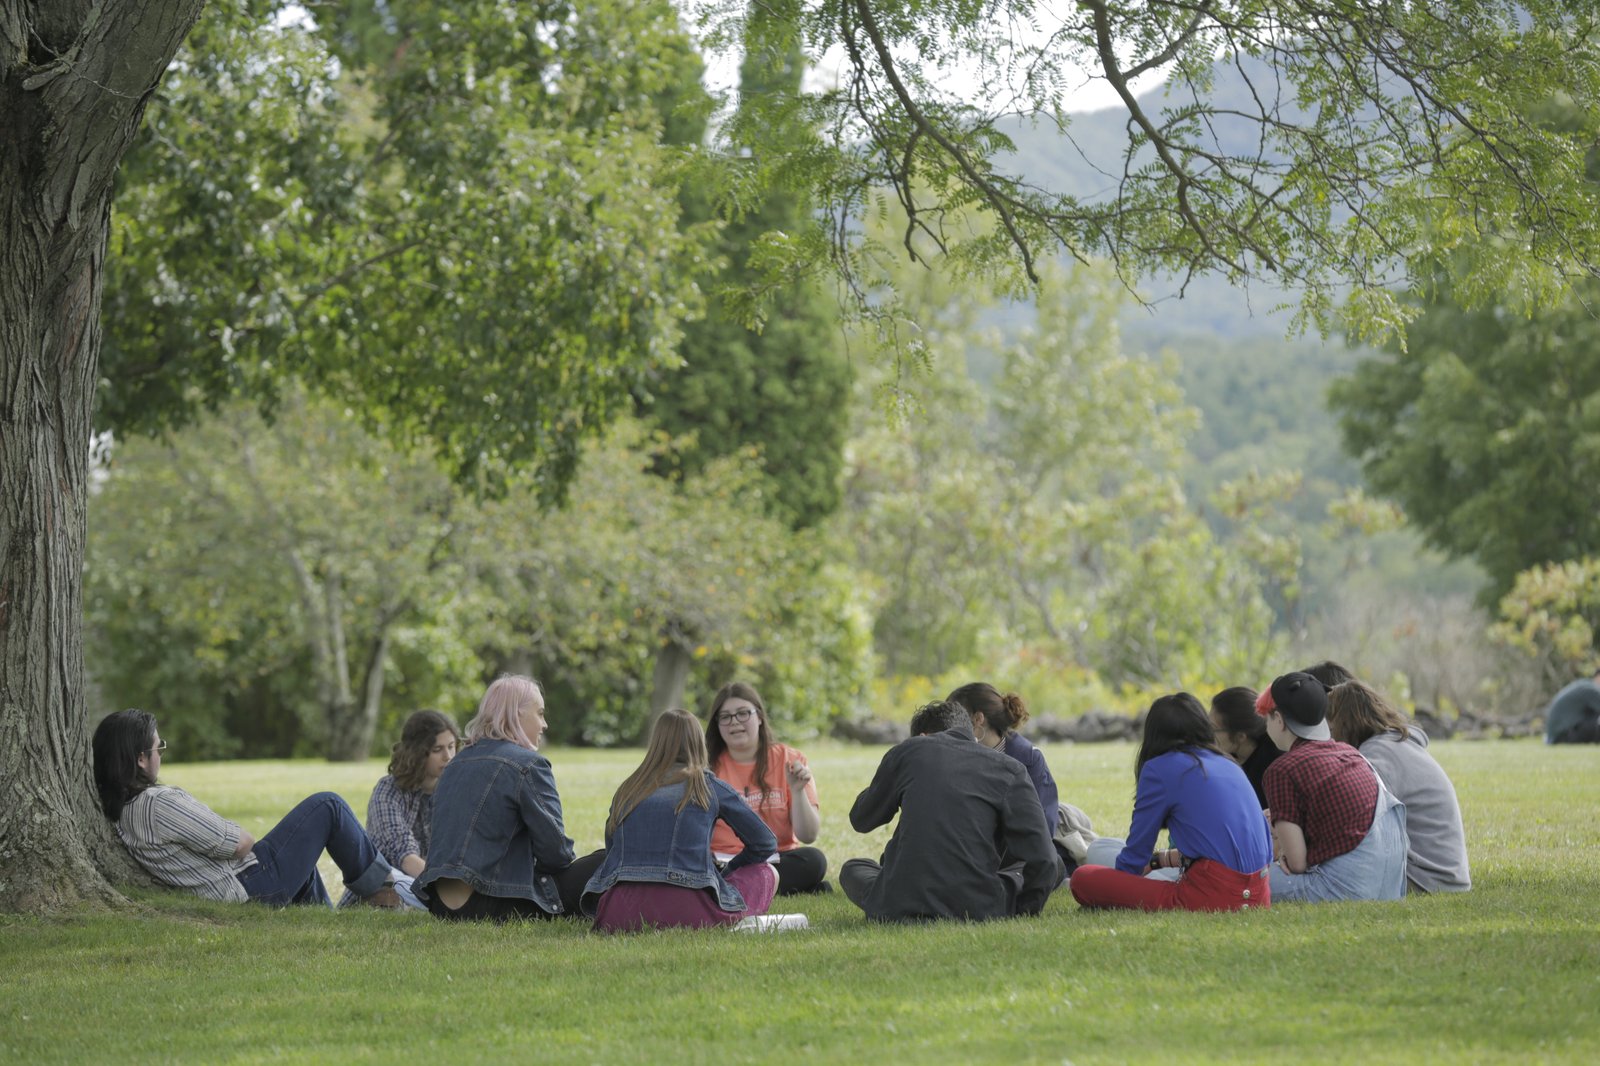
[[839, 701, 1057, 921]]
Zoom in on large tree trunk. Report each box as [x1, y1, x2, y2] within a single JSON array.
[[0, 0, 206, 913]]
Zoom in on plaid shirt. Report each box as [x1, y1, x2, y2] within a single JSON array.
[[365, 775, 432, 865], [1263, 739, 1379, 866], [117, 786, 256, 902]]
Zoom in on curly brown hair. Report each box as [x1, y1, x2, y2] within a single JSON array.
[[388, 709, 460, 791]]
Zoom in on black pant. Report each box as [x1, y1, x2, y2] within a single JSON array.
[[775, 847, 829, 895], [425, 849, 606, 922], [1555, 715, 1600, 744]]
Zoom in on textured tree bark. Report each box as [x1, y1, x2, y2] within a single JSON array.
[[0, 0, 207, 913]]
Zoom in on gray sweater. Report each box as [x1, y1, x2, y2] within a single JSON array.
[[1360, 729, 1471, 893]]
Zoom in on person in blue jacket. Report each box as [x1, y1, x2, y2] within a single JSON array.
[[583, 708, 777, 931], [1071, 692, 1273, 911]]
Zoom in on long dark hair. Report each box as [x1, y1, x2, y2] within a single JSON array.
[[946, 681, 1029, 737], [1135, 693, 1222, 780], [92, 709, 157, 822], [705, 681, 774, 799], [1209, 687, 1267, 740], [388, 709, 460, 791]]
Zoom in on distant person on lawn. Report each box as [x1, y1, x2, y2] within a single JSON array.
[[583, 708, 777, 931], [415, 675, 604, 922], [93, 709, 403, 908], [1325, 680, 1470, 893], [704, 681, 829, 895], [1542, 667, 1600, 744], [840, 700, 1057, 922], [1258, 673, 1408, 902], [366, 709, 459, 878], [1071, 693, 1272, 912]]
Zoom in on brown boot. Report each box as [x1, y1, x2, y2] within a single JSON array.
[[362, 885, 404, 909]]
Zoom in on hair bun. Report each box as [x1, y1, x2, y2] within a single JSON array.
[[1002, 692, 1029, 729]]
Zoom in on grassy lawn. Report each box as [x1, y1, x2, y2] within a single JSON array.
[[3, 739, 1598, 1064]]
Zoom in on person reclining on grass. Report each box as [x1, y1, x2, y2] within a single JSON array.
[[92, 708, 404, 908], [1257, 673, 1409, 902], [1070, 693, 1273, 912], [839, 700, 1057, 922]]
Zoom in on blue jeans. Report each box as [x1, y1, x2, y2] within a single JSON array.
[[236, 792, 391, 907], [1269, 783, 1408, 902]]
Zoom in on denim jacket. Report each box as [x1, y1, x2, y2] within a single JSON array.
[[415, 738, 577, 914], [582, 771, 776, 914]]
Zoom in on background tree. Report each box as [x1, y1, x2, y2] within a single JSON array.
[[470, 418, 871, 744], [1329, 276, 1600, 602], [844, 257, 1280, 694], [631, 1, 854, 713], [1493, 559, 1600, 692], [87, 391, 482, 761]]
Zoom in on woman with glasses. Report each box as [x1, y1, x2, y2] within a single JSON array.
[[583, 708, 777, 931], [92, 709, 405, 908], [704, 681, 828, 895]]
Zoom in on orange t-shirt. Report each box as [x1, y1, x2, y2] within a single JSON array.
[[710, 743, 819, 856]]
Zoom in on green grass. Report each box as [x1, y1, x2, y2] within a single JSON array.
[[3, 740, 1599, 1064]]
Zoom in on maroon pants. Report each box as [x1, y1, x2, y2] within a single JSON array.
[[1070, 858, 1269, 912], [592, 863, 777, 932]]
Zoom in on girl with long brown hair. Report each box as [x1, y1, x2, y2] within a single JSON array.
[[583, 708, 778, 931], [705, 681, 828, 894]]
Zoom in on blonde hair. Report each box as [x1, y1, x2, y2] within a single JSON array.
[[465, 675, 542, 749], [606, 709, 712, 835]]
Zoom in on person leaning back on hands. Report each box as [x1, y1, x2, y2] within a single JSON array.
[[93, 709, 405, 908]]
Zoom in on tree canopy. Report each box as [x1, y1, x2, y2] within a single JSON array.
[[1330, 275, 1600, 603], [100, 0, 710, 498], [697, 1, 1600, 338]]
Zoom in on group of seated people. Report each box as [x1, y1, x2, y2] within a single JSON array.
[[91, 659, 1471, 927]]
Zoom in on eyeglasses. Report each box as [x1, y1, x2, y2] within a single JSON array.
[[716, 708, 754, 725], [144, 740, 168, 755]]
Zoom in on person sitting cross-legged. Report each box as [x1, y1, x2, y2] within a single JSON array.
[[1258, 672, 1408, 903], [415, 674, 605, 922], [1069, 693, 1272, 912], [582, 708, 777, 932], [1325, 680, 1470, 894], [840, 700, 1057, 922], [93, 708, 404, 908]]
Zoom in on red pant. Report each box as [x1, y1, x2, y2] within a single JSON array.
[[1070, 858, 1269, 912]]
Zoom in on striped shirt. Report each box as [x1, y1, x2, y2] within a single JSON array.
[[117, 786, 257, 902], [365, 775, 432, 866]]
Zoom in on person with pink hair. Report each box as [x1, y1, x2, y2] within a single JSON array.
[[415, 675, 604, 921]]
